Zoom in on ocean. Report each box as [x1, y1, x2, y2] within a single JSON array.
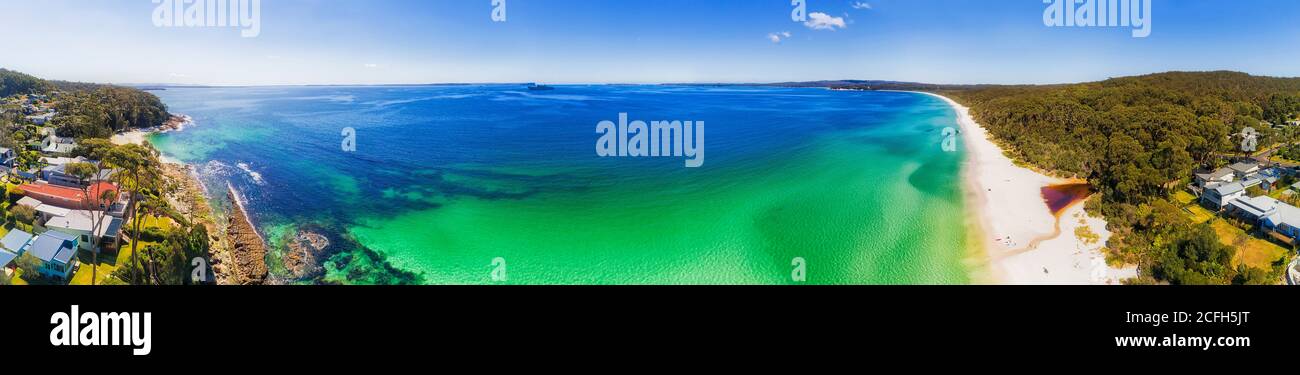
[[149, 85, 975, 284]]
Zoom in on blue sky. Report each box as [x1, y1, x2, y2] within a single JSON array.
[[2, 0, 1298, 85]]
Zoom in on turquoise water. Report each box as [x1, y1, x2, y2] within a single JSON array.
[[149, 85, 975, 284]]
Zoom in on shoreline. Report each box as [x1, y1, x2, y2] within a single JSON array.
[[912, 91, 1137, 284]]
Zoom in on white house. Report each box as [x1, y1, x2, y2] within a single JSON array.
[[1195, 167, 1235, 188], [44, 209, 122, 252], [1202, 178, 1263, 209], [41, 132, 78, 155], [1228, 161, 1261, 179]]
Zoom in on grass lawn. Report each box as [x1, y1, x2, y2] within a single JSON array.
[[1174, 191, 1216, 224], [1210, 220, 1291, 270], [1181, 201, 1216, 224], [68, 215, 174, 285], [10, 269, 28, 285], [70, 245, 133, 285]]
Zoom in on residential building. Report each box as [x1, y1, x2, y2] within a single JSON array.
[[26, 230, 78, 280], [1228, 161, 1261, 179], [1202, 178, 1262, 209], [0, 230, 34, 269], [44, 209, 123, 252], [1195, 167, 1235, 187], [0, 147, 15, 168], [40, 158, 113, 188], [41, 132, 77, 154], [27, 112, 54, 125], [1226, 195, 1282, 222], [18, 181, 119, 210]]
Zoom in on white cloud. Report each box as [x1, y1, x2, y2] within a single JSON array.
[[767, 31, 793, 43], [364, 63, 380, 68], [804, 12, 846, 30], [851, 1, 872, 10]]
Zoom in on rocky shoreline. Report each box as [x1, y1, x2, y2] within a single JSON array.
[[226, 184, 269, 285]]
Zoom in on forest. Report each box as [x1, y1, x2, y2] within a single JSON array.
[[0, 68, 170, 138], [934, 72, 1300, 284]]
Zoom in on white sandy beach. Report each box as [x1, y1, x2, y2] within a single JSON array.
[[918, 92, 1137, 284], [111, 130, 184, 165], [110, 130, 149, 146]]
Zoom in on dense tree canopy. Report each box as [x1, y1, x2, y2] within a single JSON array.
[[0, 68, 50, 97], [52, 87, 171, 138], [928, 71, 1300, 284], [1, 68, 170, 138]]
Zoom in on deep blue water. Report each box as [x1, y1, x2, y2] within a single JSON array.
[[149, 85, 961, 284]]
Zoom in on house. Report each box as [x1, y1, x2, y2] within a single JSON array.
[[41, 132, 77, 154], [0, 250, 16, 274], [0, 230, 34, 270], [1202, 178, 1262, 209], [34, 204, 72, 224], [1, 229, 34, 254], [44, 209, 123, 252], [26, 230, 79, 280], [1226, 195, 1282, 222], [1228, 161, 1261, 179], [1195, 167, 1235, 188], [18, 181, 119, 210], [1223, 195, 1300, 244], [1262, 202, 1300, 243], [27, 112, 54, 125], [40, 157, 113, 188], [0, 147, 15, 168], [16, 196, 43, 210]]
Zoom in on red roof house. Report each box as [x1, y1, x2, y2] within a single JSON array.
[[18, 181, 119, 210]]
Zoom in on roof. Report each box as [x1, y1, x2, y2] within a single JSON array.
[[1212, 177, 1264, 196], [1229, 196, 1280, 218], [0, 251, 16, 268], [0, 230, 33, 253], [16, 196, 42, 209], [1196, 167, 1234, 180], [45, 210, 122, 237], [1264, 203, 1300, 229], [28, 231, 77, 264], [1229, 162, 1260, 173], [36, 204, 71, 218], [18, 181, 119, 208]]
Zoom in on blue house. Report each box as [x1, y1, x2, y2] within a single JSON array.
[[27, 231, 79, 280]]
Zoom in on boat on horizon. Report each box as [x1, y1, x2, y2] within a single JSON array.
[[527, 83, 555, 91]]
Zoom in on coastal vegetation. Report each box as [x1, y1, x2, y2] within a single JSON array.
[[2, 68, 213, 285], [927, 71, 1300, 284]]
